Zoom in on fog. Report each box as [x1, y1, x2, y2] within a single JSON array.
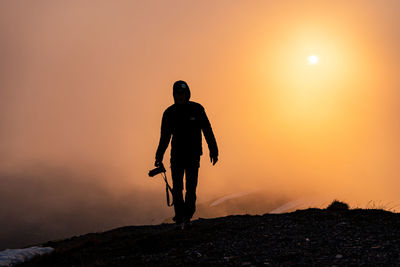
[[1, 1, 399, 249]]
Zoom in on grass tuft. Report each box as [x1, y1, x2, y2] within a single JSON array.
[[365, 200, 400, 212], [327, 200, 349, 211]]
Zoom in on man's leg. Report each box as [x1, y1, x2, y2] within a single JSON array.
[[171, 165, 185, 223], [184, 164, 199, 221]]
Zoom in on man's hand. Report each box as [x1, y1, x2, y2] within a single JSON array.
[[155, 160, 163, 167], [210, 154, 218, 166]]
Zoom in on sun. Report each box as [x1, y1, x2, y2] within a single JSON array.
[[307, 55, 319, 65]]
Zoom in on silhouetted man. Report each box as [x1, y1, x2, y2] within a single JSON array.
[[155, 80, 218, 226]]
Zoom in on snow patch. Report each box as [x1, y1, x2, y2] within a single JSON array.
[[209, 191, 256, 207], [0, 246, 54, 267], [269, 196, 332, 214]]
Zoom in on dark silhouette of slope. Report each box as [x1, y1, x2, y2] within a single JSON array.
[[21, 208, 400, 266]]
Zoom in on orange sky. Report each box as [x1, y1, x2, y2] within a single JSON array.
[[0, 0, 399, 222]]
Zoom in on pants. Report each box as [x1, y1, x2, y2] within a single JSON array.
[[171, 162, 199, 222]]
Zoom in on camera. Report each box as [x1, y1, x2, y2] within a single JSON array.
[[148, 164, 166, 177]]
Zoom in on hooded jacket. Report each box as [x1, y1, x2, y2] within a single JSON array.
[[155, 82, 218, 165]]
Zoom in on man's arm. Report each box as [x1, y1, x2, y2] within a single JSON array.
[[201, 107, 218, 165], [155, 111, 171, 166]]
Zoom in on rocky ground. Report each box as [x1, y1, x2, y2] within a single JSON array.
[[21, 208, 400, 266]]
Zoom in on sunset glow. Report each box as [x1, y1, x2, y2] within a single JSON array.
[[0, 0, 400, 250], [307, 55, 319, 64]]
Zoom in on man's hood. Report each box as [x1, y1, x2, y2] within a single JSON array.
[[173, 80, 191, 103]]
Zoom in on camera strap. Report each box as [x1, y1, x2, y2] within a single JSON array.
[[161, 171, 174, 207]]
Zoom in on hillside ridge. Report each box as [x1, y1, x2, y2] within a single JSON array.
[[22, 208, 400, 266]]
